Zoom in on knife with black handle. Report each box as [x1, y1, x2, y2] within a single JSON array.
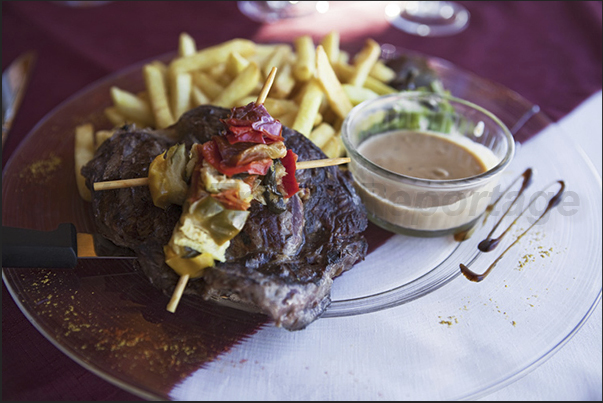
[[2, 223, 136, 268]]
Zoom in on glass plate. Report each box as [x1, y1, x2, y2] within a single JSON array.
[[2, 46, 601, 400]]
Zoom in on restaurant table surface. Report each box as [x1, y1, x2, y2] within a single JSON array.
[[2, 1, 601, 401]]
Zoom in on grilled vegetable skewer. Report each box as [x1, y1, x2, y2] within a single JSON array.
[[145, 66, 345, 313], [163, 69, 280, 313]]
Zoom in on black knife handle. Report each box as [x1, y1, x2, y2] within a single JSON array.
[[2, 223, 78, 268]]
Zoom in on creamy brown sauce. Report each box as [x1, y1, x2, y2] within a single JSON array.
[[357, 130, 487, 180]]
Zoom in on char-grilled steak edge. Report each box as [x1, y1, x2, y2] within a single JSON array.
[[82, 105, 368, 331]]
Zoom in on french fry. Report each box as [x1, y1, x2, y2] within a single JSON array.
[[144, 63, 175, 129], [74, 123, 95, 202], [246, 44, 274, 69], [103, 106, 146, 128], [320, 31, 340, 64], [169, 72, 193, 121], [148, 60, 168, 77], [348, 39, 381, 87], [313, 112, 323, 127], [334, 62, 397, 95], [104, 106, 127, 127], [361, 75, 397, 96], [274, 109, 323, 131], [136, 91, 150, 103], [338, 50, 350, 65], [268, 98, 299, 116], [369, 60, 396, 83], [94, 129, 114, 150], [191, 71, 225, 100], [291, 79, 324, 137], [318, 89, 331, 113], [169, 38, 256, 74], [225, 51, 251, 78], [315, 45, 353, 120], [212, 62, 260, 109], [322, 134, 346, 159], [262, 45, 292, 78], [293, 35, 315, 82], [309, 122, 336, 149], [271, 61, 296, 99], [342, 84, 379, 105], [266, 98, 299, 117], [191, 86, 211, 107], [110, 86, 154, 127], [178, 32, 197, 57], [207, 63, 231, 87], [234, 95, 256, 107], [277, 110, 297, 128]]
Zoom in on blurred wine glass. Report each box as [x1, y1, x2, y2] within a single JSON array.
[[385, 1, 470, 37], [238, 1, 330, 24]]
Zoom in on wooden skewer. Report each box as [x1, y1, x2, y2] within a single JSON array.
[[296, 157, 350, 170], [166, 273, 190, 313], [93, 157, 351, 191], [94, 177, 149, 191], [256, 66, 277, 105]]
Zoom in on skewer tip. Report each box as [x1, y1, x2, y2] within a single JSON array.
[[256, 66, 278, 106], [166, 274, 190, 313]]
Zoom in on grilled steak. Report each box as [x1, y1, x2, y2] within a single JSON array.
[[82, 105, 368, 330]]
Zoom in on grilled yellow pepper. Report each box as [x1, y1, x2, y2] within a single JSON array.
[[148, 143, 190, 209], [164, 195, 249, 278]]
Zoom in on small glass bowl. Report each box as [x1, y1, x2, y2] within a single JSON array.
[[341, 92, 515, 237]]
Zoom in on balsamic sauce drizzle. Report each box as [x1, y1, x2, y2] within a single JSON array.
[[453, 168, 533, 243], [478, 168, 533, 252], [459, 168, 565, 282]]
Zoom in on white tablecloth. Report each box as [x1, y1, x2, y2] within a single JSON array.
[[485, 91, 602, 401]]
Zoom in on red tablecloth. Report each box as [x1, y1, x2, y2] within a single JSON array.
[[2, 1, 602, 400]]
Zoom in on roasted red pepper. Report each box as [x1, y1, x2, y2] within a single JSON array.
[[280, 149, 300, 198], [201, 137, 273, 177], [221, 102, 284, 145]]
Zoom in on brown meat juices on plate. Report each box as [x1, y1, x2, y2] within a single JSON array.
[[82, 105, 368, 331]]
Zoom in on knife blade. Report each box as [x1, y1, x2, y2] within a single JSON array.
[[2, 51, 36, 146], [2, 223, 136, 269]]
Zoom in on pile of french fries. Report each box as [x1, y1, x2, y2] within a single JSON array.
[[75, 31, 398, 201]]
